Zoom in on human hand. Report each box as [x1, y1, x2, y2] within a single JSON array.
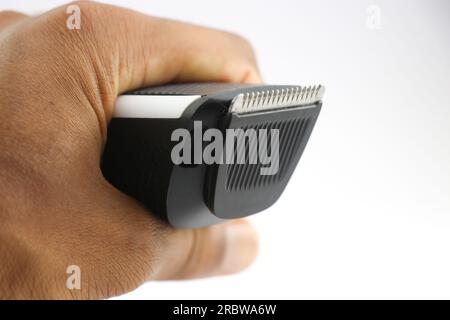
[[0, 1, 260, 299]]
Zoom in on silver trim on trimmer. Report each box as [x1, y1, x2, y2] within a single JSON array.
[[229, 85, 325, 114]]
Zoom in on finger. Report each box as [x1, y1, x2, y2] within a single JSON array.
[[110, 14, 263, 90], [0, 11, 28, 32], [47, 2, 262, 116], [151, 18, 264, 86], [153, 220, 259, 280]]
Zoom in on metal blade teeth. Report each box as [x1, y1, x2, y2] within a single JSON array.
[[230, 85, 325, 114]]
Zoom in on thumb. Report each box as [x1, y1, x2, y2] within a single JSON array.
[[153, 220, 259, 280]]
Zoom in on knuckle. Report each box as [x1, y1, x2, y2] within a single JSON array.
[[222, 32, 259, 77], [64, 1, 123, 29], [0, 11, 27, 29], [0, 10, 22, 18], [40, 1, 108, 36], [65, 0, 101, 15], [226, 32, 256, 55], [63, 1, 101, 30]]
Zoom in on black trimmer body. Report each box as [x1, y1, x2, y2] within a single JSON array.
[[101, 83, 324, 228]]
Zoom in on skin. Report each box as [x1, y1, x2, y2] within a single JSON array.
[[0, 1, 261, 299]]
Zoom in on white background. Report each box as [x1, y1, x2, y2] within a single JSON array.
[[2, 0, 450, 299]]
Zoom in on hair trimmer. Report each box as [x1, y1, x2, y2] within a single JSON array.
[[101, 83, 324, 228]]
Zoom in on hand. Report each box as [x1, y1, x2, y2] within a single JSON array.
[[0, 1, 260, 299]]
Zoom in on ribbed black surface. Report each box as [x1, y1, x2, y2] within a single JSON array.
[[225, 118, 309, 191]]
